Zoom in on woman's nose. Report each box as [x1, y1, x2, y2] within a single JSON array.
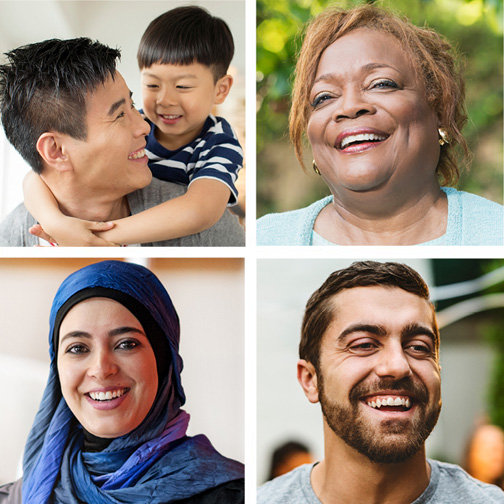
[[88, 350, 118, 380], [374, 343, 412, 380], [333, 89, 376, 121]]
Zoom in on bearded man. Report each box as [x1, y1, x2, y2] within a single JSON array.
[[257, 261, 504, 504]]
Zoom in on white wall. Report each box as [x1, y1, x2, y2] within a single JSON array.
[[0, 0, 245, 218], [0, 257, 244, 485]]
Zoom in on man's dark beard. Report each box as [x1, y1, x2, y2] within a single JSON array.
[[318, 374, 441, 464]]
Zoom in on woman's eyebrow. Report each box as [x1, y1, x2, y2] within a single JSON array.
[[313, 63, 397, 85], [59, 327, 146, 346], [108, 327, 146, 338], [362, 62, 395, 72], [59, 331, 91, 345]]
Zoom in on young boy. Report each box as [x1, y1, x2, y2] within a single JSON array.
[[24, 6, 243, 246]]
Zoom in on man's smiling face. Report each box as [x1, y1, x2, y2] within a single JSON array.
[[314, 285, 441, 463], [64, 71, 152, 201]]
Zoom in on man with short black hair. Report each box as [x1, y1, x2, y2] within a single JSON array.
[[0, 37, 244, 246], [258, 261, 504, 503]]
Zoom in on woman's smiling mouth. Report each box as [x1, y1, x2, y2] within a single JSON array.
[[85, 387, 131, 410], [335, 128, 390, 153], [87, 387, 130, 401]]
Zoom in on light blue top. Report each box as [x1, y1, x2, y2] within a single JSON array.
[[257, 460, 504, 503], [256, 188, 504, 246]]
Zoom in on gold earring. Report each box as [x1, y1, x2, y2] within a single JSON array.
[[312, 160, 321, 176], [438, 128, 449, 146]]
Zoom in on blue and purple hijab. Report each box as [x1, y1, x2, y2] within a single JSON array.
[[21, 260, 243, 503]]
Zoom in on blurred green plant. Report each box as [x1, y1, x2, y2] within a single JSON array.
[[257, 0, 503, 216]]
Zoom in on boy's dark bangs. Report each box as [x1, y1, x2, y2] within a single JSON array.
[[138, 42, 212, 69]]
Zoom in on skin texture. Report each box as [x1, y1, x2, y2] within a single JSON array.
[[57, 298, 158, 438], [141, 62, 232, 151], [298, 286, 442, 504], [37, 72, 152, 221], [306, 29, 447, 245], [24, 71, 152, 246]]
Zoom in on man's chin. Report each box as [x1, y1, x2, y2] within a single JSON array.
[[134, 170, 153, 190], [348, 430, 424, 464], [321, 396, 440, 466]]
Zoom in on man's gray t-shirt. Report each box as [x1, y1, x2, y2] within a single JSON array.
[[0, 178, 245, 246], [257, 460, 504, 503]]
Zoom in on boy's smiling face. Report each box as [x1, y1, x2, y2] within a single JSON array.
[[141, 62, 232, 151]]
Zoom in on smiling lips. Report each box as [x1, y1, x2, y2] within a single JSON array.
[[85, 387, 130, 410], [365, 395, 412, 410], [88, 387, 129, 401], [336, 128, 389, 152], [128, 147, 146, 160], [159, 114, 182, 125]]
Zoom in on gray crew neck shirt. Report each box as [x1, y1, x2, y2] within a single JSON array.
[[257, 459, 504, 503], [0, 178, 245, 247]]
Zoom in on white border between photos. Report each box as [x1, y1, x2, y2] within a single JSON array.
[[0, 0, 503, 501]]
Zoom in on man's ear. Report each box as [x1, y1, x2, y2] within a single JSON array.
[[213, 74, 233, 105], [36, 132, 73, 172], [297, 359, 319, 404]]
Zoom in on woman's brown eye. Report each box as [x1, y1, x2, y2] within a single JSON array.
[[311, 93, 333, 108], [372, 80, 398, 89]]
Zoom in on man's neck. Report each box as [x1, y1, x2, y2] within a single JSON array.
[[311, 435, 431, 504], [50, 185, 131, 222]]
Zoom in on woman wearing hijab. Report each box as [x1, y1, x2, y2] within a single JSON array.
[[0, 260, 244, 503]]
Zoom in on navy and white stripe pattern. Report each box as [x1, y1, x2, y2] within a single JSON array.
[[145, 114, 243, 205]]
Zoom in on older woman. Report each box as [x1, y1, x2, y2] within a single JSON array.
[[257, 5, 503, 246], [0, 260, 243, 503]]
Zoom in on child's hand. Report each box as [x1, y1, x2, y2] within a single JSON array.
[[29, 218, 119, 247], [28, 224, 58, 246]]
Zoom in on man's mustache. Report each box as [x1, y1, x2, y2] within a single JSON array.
[[349, 376, 430, 406]]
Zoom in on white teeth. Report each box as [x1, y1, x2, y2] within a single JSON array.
[[89, 388, 126, 401], [366, 396, 411, 410], [161, 115, 180, 119], [128, 149, 145, 160], [340, 133, 387, 149]]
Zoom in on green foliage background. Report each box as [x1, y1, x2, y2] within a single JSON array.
[[257, 0, 503, 217]]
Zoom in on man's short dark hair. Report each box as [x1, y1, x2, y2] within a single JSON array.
[[0, 38, 121, 173], [137, 6, 234, 81], [300, 261, 439, 371]]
